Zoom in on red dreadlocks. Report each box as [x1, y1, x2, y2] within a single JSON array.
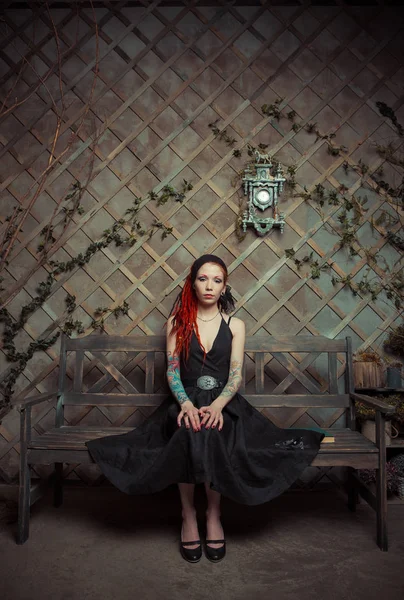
[[170, 274, 202, 360]]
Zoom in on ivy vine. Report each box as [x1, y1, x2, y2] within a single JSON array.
[[0, 179, 193, 417], [222, 99, 404, 312]]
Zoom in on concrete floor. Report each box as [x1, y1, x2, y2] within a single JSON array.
[[1, 485, 403, 600]]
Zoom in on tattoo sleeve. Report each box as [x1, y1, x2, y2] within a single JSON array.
[[167, 352, 190, 406], [218, 360, 243, 403]]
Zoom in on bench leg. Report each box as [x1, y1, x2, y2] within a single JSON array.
[[17, 446, 31, 544], [53, 463, 64, 507], [376, 465, 388, 551], [347, 468, 359, 512], [375, 413, 388, 551]]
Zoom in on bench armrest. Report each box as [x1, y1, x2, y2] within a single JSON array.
[[16, 392, 59, 409], [350, 392, 396, 416]]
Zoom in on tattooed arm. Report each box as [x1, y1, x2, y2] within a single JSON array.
[[166, 316, 190, 405], [217, 358, 243, 406], [214, 317, 245, 409], [166, 316, 201, 432], [166, 351, 190, 405]]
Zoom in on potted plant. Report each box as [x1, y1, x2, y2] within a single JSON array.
[[355, 394, 404, 445], [383, 357, 403, 388], [383, 324, 404, 388], [353, 349, 384, 388], [383, 323, 404, 358]]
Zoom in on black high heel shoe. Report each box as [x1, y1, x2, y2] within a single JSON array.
[[205, 539, 226, 562], [180, 527, 202, 563]]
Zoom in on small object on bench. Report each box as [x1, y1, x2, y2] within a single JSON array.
[[15, 335, 395, 550], [295, 426, 335, 442]]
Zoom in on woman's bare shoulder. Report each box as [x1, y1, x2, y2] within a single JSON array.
[[227, 316, 245, 333]]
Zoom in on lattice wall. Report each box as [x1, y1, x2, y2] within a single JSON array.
[[0, 2, 403, 486]]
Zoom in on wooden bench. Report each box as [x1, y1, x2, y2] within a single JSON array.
[[16, 334, 394, 549]]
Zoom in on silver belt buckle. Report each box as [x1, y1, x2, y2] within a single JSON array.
[[196, 375, 218, 390]]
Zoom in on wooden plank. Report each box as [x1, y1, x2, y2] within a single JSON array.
[[26, 447, 379, 469], [145, 352, 155, 394], [56, 334, 67, 428], [28, 426, 378, 454], [60, 391, 350, 407], [66, 335, 166, 352], [376, 411, 388, 550], [245, 337, 347, 353], [34, 427, 368, 441], [328, 353, 338, 394], [13, 392, 57, 408], [312, 454, 378, 468], [73, 350, 84, 393], [351, 392, 395, 415], [18, 407, 31, 544], [240, 360, 246, 394], [30, 438, 377, 452], [244, 394, 350, 407], [63, 393, 167, 406], [65, 335, 347, 353], [255, 353, 265, 394], [28, 449, 94, 464]]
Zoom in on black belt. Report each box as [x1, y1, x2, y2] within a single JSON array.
[[183, 375, 225, 390]]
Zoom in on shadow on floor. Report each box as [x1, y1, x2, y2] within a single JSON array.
[[1, 485, 403, 600]]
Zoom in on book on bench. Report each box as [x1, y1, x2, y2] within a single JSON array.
[[295, 426, 335, 443]]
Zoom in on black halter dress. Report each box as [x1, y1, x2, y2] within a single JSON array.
[[86, 317, 324, 505]]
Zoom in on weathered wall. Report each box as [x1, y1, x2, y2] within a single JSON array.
[[0, 2, 403, 485]]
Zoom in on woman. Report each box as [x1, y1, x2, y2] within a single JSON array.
[[86, 254, 324, 564]]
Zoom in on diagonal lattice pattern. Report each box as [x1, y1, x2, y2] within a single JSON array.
[[0, 2, 403, 485]]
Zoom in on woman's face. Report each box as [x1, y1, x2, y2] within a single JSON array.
[[194, 262, 226, 307]]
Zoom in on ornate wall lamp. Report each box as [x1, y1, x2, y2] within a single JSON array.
[[242, 150, 286, 236]]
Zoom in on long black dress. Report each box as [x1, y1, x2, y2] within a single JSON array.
[[86, 317, 324, 505]]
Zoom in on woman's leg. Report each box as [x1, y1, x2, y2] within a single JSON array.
[[178, 483, 199, 549], [204, 482, 224, 549]]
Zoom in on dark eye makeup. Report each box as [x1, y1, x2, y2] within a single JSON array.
[[198, 277, 223, 283]]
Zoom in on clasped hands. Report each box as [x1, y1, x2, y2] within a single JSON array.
[[177, 400, 224, 432]]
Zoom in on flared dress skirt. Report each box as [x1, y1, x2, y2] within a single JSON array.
[[86, 318, 324, 505]]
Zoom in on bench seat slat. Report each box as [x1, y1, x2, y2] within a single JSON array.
[[28, 427, 378, 453], [26, 448, 379, 469]]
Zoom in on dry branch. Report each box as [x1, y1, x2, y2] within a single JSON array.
[[0, 1, 100, 309]]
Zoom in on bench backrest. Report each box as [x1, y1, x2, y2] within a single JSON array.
[[56, 334, 354, 426]]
